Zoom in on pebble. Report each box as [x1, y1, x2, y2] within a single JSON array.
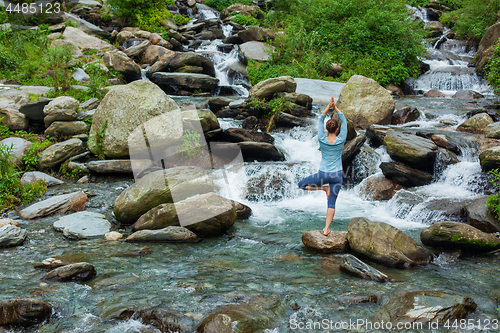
[[105, 231, 123, 241]]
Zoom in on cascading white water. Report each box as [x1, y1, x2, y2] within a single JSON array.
[[406, 6, 492, 95]]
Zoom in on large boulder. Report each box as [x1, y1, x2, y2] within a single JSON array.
[[0, 137, 32, 167], [466, 196, 500, 233], [43, 262, 96, 282], [337, 75, 395, 129], [61, 26, 115, 51], [126, 226, 200, 242], [238, 41, 275, 64], [479, 146, 500, 171], [424, 89, 446, 97], [131, 192, 236, 238], [142, 45, 174, 64], [472, 22, 500, 75], [88, 80, 183, 159], [249, 76, 296, 100], [43, 96, 79, 127], [103, 50, 142, 81], [53, 211, 112, 239], [38, 138, 83, 169], [0, 299, 52, 326], [19, 98, 52, 121], [220, 3, 264, 20], [113, 166, 214, 225], [347, 217, 432, 267], [341, 133, 366, 163], [62, 12, 110, 38], [391, 103, 420, 125], [19, 191, 88, 219], [237, 142, 285, 162], [484, 122, 500, 138], [380, 162, 434, 187], [457, 113, 494, 134], [358, 174, 405, 201], [301, 230, 349, 253], [377, 290, 476, 325], [151, 72, 219, 91], [383, 130, 438, 171], [421, 221, 500, 252], [0, 225, 27, 248]]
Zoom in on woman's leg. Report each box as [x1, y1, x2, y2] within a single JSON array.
[[323, 208, 335, 236], [323, 171, 343, 236], [298, 172, 329, 198]]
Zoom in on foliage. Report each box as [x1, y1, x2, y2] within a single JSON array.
[[230, 13, 260, 26], [89, 120, 108, 160], [106, 0, 174, 32], [439, 0, 500, 41], [177, 129, 202, 159], [487, 169, 500, 220], [248, 0, 426, 86], [246, 97, 269, 110], [266, 97, 290, 132], [487, 43, 500, 93], [203, 0, 252, 11], [405, 0, 429, 6], [65, 20, 78, 28], [0, 144, 47, 211], [173, 14, 191, 25], [45, 43, 74, 91], [59, 160, 85, 179]]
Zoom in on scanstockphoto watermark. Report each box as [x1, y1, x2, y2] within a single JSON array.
[[290, 318, 427, 331], [127, 104, 246, 226]]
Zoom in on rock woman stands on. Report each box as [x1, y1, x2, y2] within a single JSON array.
[[298, 96, 347, 236]]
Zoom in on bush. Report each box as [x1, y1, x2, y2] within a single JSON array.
[[486, 169, 500, 219], [487, 43, 500, 93], [177, 129, 202, 158], [439, 0, 500, 41], [203, 0, 252, 11], [230, 13, 260, 26], [249, 0, 426, 86], [0, 144, 47, 211], [107, 0, 175, 32]]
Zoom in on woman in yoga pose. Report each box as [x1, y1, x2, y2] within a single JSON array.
[[298, 96, 347, 236]]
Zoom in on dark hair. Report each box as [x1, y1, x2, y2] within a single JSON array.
[[326, 119, 338, 134]]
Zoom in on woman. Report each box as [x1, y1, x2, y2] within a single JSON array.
[[298, 96, 347, 236]]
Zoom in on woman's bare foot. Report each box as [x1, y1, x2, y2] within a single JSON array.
[[323, 185, 330, 200], [323, 228, 331, 236]]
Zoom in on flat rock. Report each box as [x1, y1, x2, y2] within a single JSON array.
[[87, 160, 133, 173], [19, 191, 88, 219], [53, 211, 111, 239], [383, 130, 438, 171], [21, 171, 64, 187], [0, 225, 27, 248], [38, 138, 83, 169], [62, 13, 110, 38], [43, 262, 96, 282], [380, 162, 434, 187], [126, 226, 201, 243], [294, 78, 345, 103], [18, 99, 52, 121], [223, 128, 274, 144], [18, 86, 53, 95], [340, 254, 390, 282], [151, 72, 219, 90], [0, 299, 52, 326], [301, 230, 349, 253]]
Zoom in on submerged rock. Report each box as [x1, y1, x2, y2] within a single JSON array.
[[340, 254, 390, 282], [301, 230, 349, 253], [43, 262, 96, 282], [19, 191, 88, 219], [358, 174, 405, 201], [347, 217, 432, 267], [0, 225, 27, 248], [126, 226, 201, 243], [0, 299, 52, 326], [53, 211, 112, 240], [420, 221, 500, 252], [34, 257, 66, 271]]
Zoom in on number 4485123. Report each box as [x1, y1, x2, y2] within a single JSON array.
[[5, 2, 61, 14]]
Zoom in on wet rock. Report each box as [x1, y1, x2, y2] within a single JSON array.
[[223, 128, 274, 144], [457, 113, 494, 134], [19, 191, 88, 219], [237, 142, 285, 162], [391, 103, 420, 125], [453, 90, 484, 99], [437, 147, 459, 170], [377, 290, 476, 324], [342, 133, 366, 163], [0, 137, 32, 167], [347, 217, 432, 267], [208, 97, 232, 113], [424, 21, 444, 37], [43, 262, 96, 282], [249, 76, 296, 100], [53, 211, 111, 239], [340, 254, 390, 282], [365, 124, 391, 147], [126, 226, 201, 243], [358, 174, 405, 201], [88, 80, 183, 159], [302, 230, 349, 253], [429, 134, 461, 154], [103, 50, 142, 82], [472, 21, 500, 75], [239, 41, 275, 64], [479, 146, 500, 171], [466, 196, 500, 233], [380, 162, 434, 187], [43, 96, 79, 127], [114, 166, 214, 225], [116, 308, 190, 333], [197, 313, 233, 333], [34, 257, 67, 270], [124, 40, 150, 59], [384, 130, 438, 172], [246, 172, 287, 201], [0, 225, 27, 248], [276, 112, 308, 128], [131, 192, 236, 238], [105, 231, 123, 241], [152, 72, 219, 91], [484, 122, 500, 139], [0, 299, 52, 326], [233, 201, 252, 219], [421, 221, 500, 252], [337, 75, 395, 129], [169, 52, 215, 77], [38, 138, 83, 169], [337, 294, 379, 305], [0, 219, 19, 228], [275, 92, 313, 110], [424, 89, 446, 97], [44, 121, 88, 137]]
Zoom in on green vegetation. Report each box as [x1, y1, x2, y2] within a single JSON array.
[[248, 0, 426, 86], [173, 14, 191, 25], [440, 0, 500, 41], [487, 44, 500, 93], [177, 129, 202, 159], [89, 120, 108, 160], [59, 160, 85, 179], [267, 97, 290, 132], [487, 169, 500, 220], [106, 0, 175, 32], [0, 144, 47, 211], [230, 13, 260, 26], [202, 0, 252, 11]]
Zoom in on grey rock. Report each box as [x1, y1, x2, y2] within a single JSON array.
[[237, 142, 285, 162], [340, 254, 390, 282], [384, 130, 438, 172], [466, 196, 500, 233], [479, 146, 500, 172], [18, 98, 52, 121], [53, 211, 111, 239], [103, 50, 142, 81], [0, 225, 27, 248], [380, 162, 434, 187], [38, 138, 83, 169], [239, 41, 274, 64], [126, 226, 200, 242], [79, 98, 100, 111], [62, 13, 110, 38], [87, 160, 133, 173], [151, 72, 219, 90], [302, 230, 349, 253], [19, 191, 88, 219], [21, 171, 64, 187], [484, 122, 500, 138], [249, 76, 296, 100], [18, 86, 53, 95], [44, 121, 88, 137], [43, 262, 96, 282], [0, 137, 32, 167]]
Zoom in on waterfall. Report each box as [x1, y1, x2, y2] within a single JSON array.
[[406, 6, 492, 95]]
